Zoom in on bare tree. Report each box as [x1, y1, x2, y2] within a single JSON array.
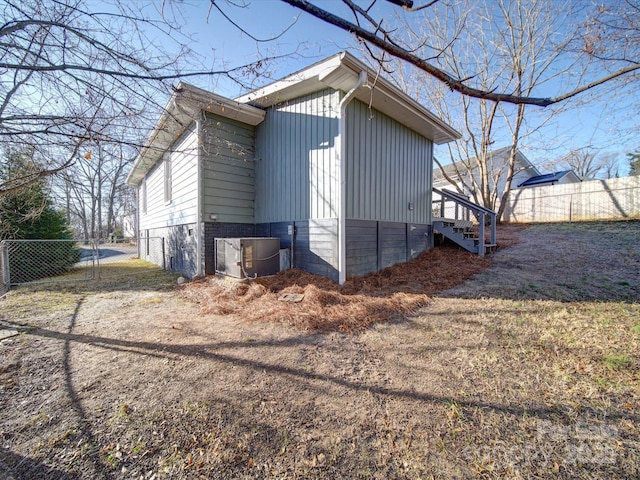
[[375, 0, 587, 219], [558, 149, 621, 180], [237, 0, 637, 221], [278, 0, 640, 106], [3, 0, 638, 232], [601, 152, 623, 179], [628, 150, 640, 176], [0, 0, 284, 196], [59, 143, 120, 240]]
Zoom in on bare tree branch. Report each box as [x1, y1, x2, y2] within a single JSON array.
[[282, 0, 640, 106], [209, 0, 299, 42]]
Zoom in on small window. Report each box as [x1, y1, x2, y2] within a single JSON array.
[[141, 179, 147, 214], [164, 154, 172, 204]]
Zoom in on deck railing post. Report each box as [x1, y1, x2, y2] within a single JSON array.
[[490, 213, 496, 245], [479, 212, 486, 257]]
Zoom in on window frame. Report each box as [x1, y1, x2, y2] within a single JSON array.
[[141, 179, 147, 214], [164, 152, 172, 204]]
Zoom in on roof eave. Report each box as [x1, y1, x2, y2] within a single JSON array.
[[339, 53, 460, 144], [236, 51, 460, 144], [126, 83, 266, 187]]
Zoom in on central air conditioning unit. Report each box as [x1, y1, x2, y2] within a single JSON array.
[[215, 237, 281, 278]]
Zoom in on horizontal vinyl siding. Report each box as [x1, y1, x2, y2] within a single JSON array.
[[201, 112, 256, 223], [139, 125, 198, 230], [346, 219, 378, 277], [346, 99, 433, 224], [379, 222, 407, 269], [294, 219, 338, 277], [254, 89, 340, 223], [346, 220, 431, 277]]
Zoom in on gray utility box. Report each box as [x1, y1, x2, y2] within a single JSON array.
[[215, 237, 281, 278]]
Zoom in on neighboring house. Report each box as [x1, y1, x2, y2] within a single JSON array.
[[517, 170, 581, 188], [433, 146, 541, 210], [126, 52, 460, 283]]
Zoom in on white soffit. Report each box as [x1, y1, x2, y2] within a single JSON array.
[[126, 83, 265, 186], [235, 54, 344, 106], [237, 51, 461, 144]]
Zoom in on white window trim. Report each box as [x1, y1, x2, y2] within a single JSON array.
[[141, 179, 147, 214], [164, 152, 172, 205]]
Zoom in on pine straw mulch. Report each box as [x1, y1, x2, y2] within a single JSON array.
[[180, 224, 526, 333]]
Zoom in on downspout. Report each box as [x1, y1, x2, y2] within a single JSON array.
[[196, 118, 203, 277], [338, 71, 367, 285]]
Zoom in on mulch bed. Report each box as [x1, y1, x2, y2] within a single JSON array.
[[181, 224, 525, 332]]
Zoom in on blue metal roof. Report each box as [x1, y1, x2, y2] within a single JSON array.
[[518, 170, 573, 187]]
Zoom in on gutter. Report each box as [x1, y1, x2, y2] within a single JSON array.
[[337, 71, 368, 285]]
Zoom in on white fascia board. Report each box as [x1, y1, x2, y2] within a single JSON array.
[[125, 96, 187, 186], [126, 83, 265, 186], [178, 83, 266, 126], [235, 53, 344, 106], [339, 53, 460, 143], [236, 51, 460, 144]]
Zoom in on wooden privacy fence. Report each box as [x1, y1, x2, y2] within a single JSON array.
[[503, 176, 640, 223]]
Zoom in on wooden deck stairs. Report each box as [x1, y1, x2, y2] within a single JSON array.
[[432, 188, 498, 257]]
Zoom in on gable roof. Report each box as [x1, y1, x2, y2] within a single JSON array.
[[127, 52, 460, 186], [236, 51, 460, 145], [517, 170, 580, 187], [434, 147, 540, 183], [126, 83, 266, 186]]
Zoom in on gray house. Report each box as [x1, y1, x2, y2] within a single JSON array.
[[433, 147, 541, 209], [126, 52, 460, 283]]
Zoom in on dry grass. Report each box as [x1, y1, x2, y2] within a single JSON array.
[[2, 221, 638, 479], [181, 245, 494, 332]]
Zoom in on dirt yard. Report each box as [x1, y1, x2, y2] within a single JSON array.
[[1, 221, 639, 479]]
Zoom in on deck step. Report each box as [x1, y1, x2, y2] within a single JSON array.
[[433, 217, 474, 229], [432, 188, 497, 257], [433, 218, 497, 256]]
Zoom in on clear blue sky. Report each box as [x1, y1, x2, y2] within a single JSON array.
[[154, 0, 638, 176], [173, 0, 355, 97]]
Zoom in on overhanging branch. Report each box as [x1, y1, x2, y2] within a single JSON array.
[[282, 0, 640, 107]]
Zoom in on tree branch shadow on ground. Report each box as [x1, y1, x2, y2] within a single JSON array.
[[0, 446, 81, 480], [61, 297, 110, 480], [8, 319, 639, 426]]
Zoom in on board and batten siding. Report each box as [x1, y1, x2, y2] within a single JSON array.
[[139, 125, 198, 230], [257, 219, 339, 281], [345, 99, 433, 224], [254, 89, 341, 223], [201, 112, 256, 224]]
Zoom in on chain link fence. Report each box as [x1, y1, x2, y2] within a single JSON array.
[[0, 237, 165, 293]]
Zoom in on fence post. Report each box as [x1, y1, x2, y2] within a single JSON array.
[[92, 239, 99, 280], [0, 241, 9, 294], [162, 237, 166, 270], [569, 194, 573, 223]]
